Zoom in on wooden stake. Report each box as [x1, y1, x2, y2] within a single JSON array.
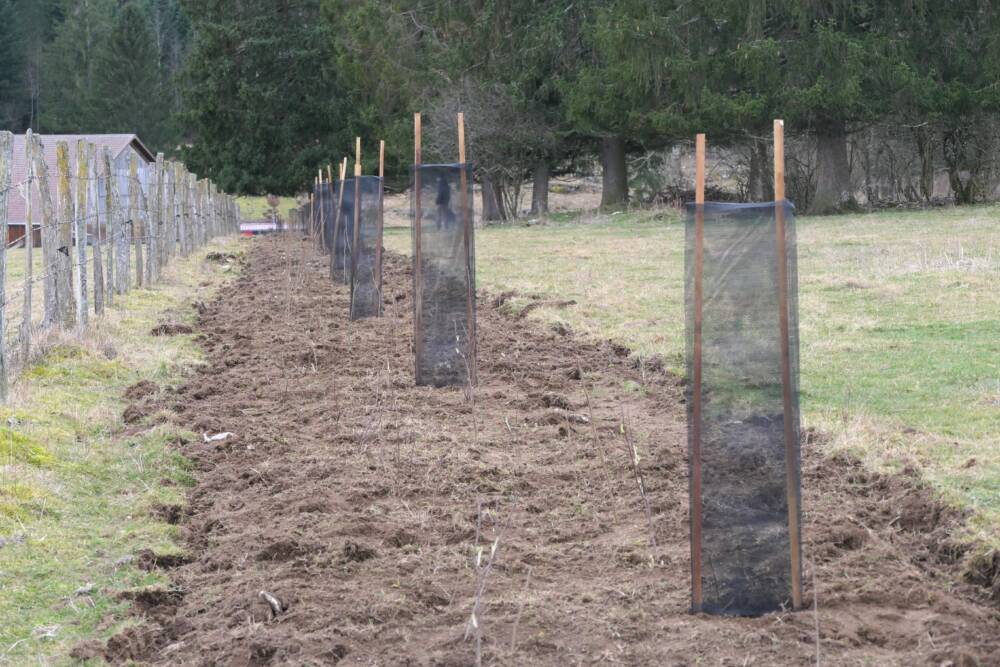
[[376, 140, 385, 316], [774, 118, 802, 610], [691, 133, 706, 612], [351, 140, 362, 313], [22, 131, 35, 359], [457, 112, 476, 383], [56, 141, 77, 326], [73, 139, 88, 326], [413, 113, 424, 383], [330, 157, 347, 282], [92, 144, 105, 315], [0, 131, 12, 399], [131, 154, 143, 288]]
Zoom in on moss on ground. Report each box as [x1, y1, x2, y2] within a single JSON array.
[[0, 237, 244, 663]]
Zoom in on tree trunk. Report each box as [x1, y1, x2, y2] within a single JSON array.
[[913, 125, 935, 203], [600, 136, 628, 210], [481, 174, 502, 222], [942, 127, 977, 205], [747, 137, 772, 202], [530, 161, 550, 215], [809, 119, 853, 214]]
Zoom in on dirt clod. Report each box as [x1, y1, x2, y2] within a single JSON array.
[[124, 380, 159, 401], [151, 323, 194, 336]]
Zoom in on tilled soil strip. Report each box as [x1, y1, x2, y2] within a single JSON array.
[[108, 236, 1000, 665]]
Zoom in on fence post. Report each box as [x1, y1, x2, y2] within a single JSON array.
[[74, 139, 88, 327], [34, 140, 56, 328], [148, 155, 160, 284], [188, 173, 197, 252], [154, 153, 166, 282], [120, 155, 134, 293], [0, 132, 12, 399], [131, 154, 144, 288], [55, 141, 77, 329], [178, 165, 189, 256], [103, 148, 116, 305], [92, 144, 104, 316], [21, 131, 36, 362], [160, 161, 170, 269]]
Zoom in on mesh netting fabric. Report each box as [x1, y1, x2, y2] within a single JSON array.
[[350, 176, 383, 319], [684, 201, 802, 616], [410, 164, 476, 387], [331, 178, 354, 285], [320, 181, 335, 254]]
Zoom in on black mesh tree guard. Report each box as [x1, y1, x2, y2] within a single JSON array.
[[410, 163, 476, 387], [350, 175, 384, 319], [320, 181, 335, 255], [331, 177, 354, 285], [684, 201, 802, 616]]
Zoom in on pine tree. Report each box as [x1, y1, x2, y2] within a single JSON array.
[[0, 0, 24, 129], [180, 0, 347, 195], [90, 3, 172, 147], [41, 0, 116, 133]]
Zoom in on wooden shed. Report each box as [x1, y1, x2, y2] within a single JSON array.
[[4, 134, 155, 246]]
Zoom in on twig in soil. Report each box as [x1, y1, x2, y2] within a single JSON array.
[[812, 552, 821, 666], [258, 590, 284, 618], [508, 566, 533, 655], [620, 409, 657, 548], [583, 387, 619, 522], [456, 323, 479, 445], [465, 507, 510, 667], [465, 537, 500, 667]]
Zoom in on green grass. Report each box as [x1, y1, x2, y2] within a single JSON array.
[[386, 205, 1000, 542], [0, 237, 242, 662], [236, 195, 300, 222]]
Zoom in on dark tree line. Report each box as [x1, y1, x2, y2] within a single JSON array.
[[6, 1, 1000, 211], [0, 0, 188, 153]]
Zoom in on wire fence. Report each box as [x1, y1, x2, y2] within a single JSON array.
[[0, 131, 241, 400]]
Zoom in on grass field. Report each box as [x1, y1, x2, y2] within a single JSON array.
[[0, 239, 240, 661], [235, 195, 300, 222], [385, 204, 1000, 543]]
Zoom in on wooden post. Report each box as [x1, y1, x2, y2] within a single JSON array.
[[376, 139, 385, 316], [56, 141, 77, 327], [103, 147, 116, 306], [319, 171, 327, 251], [74, 139, 88, 326], [33, 138, 56, 328], [691, 133, 706, 612], [351, 138, 362, 310], [774, 118, 803, 611], [175, 162, 186, 257], [92, 144, 105, 315], [186, 172, 196, 254], [121, 154, 136, 292], [148, 154, 162, 284], [21, 131, 36, 360], [457, 112, 476, 384], [330, 157, 347, 282], [0, 132, 12, 399], [413, 113, 424, 383], [131, 153, 144, 288]]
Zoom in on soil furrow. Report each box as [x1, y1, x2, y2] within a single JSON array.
[[109, 235, 1000, 666]]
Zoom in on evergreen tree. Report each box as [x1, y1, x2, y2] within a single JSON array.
[[41, 0, 116, 134], [180, 0, 347, 195], [88, 3, 172, 148], [0, 0, 24, 129]]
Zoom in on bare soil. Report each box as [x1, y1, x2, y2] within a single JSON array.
[[106, 235, 1000, 665]]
